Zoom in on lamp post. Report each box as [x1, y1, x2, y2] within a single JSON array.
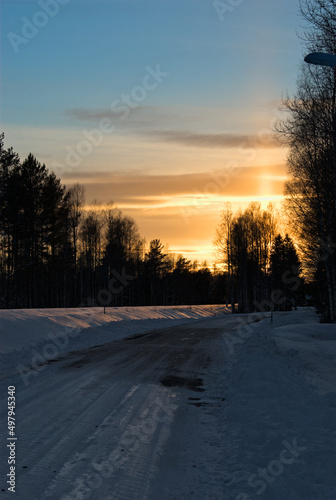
[[304, 52, 336, 68]]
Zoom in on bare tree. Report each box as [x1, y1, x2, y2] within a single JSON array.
[[67, 183, 85, 268], [214, 202, 277, 313], [277, 0, 336, 321], [214, 203, 236, 311]]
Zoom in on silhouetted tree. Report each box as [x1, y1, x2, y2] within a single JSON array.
[[0, 135, 223, 308], [102, 207, 140, 305], [0, 139, 70, 307], [269, 234, 303, 310], [277, 0, 336, 321], [0, 134, 21, 307], [215, 202, 277, 313], [145, 239, 171, 305]]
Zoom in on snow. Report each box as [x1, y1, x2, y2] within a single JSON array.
[[199, 308, 336, 500], [147, 309, 336, 499], [0, 305, 229, 354], [0, 306, 335, 499], [0, 305, 229, 377]]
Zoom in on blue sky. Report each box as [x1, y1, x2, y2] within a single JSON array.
[[1, 0, 304, 262]]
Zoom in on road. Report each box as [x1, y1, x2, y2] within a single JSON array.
[[0, 316, 247, 500]]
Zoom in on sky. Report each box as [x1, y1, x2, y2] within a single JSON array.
[[0, 0, 305, 264]]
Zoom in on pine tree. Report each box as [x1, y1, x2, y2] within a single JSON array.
[[269, 234, 303, 310]]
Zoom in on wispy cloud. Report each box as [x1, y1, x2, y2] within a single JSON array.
[[64, 105, 187, 129], [64, 105, 279, 149], [148, 130, 279, 149], [64, 165, 286, 203]]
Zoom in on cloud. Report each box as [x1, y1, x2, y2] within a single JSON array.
[[63, 166, 286, 263], [64, 105, 185, 129], [64, 106, 279, 149], [148, 130, 279, 149], [63, 164, 286, 203]]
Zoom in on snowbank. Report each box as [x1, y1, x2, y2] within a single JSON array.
[[0, 304, 229, 354], [219, 308, 336, 499]]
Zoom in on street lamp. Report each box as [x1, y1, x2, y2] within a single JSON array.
[[305, 52, 336, 275], [304, 52, 336, 68]]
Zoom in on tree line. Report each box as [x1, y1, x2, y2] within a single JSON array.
[[0, 132, 304, 311], [214, 202, 304, 314], [0, 135, 226, 308]]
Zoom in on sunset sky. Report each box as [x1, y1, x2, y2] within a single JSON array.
[[1, 0, 304, 263]]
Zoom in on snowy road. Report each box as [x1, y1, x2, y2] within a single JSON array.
[[1, 310, 335, 500], [0, 316, 242, 500]]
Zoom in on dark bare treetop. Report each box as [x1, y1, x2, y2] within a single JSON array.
[[277, 0, 336, 321]]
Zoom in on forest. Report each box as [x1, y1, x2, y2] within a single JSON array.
[[0, 133, 304, 312], [0, 140, 216, 308]]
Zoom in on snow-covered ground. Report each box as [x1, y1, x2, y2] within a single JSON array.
[[0, 305, 229, 353], [0, 306, 335, 499], [197, 308, 336, 500], [0, 305, 229, 377]]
